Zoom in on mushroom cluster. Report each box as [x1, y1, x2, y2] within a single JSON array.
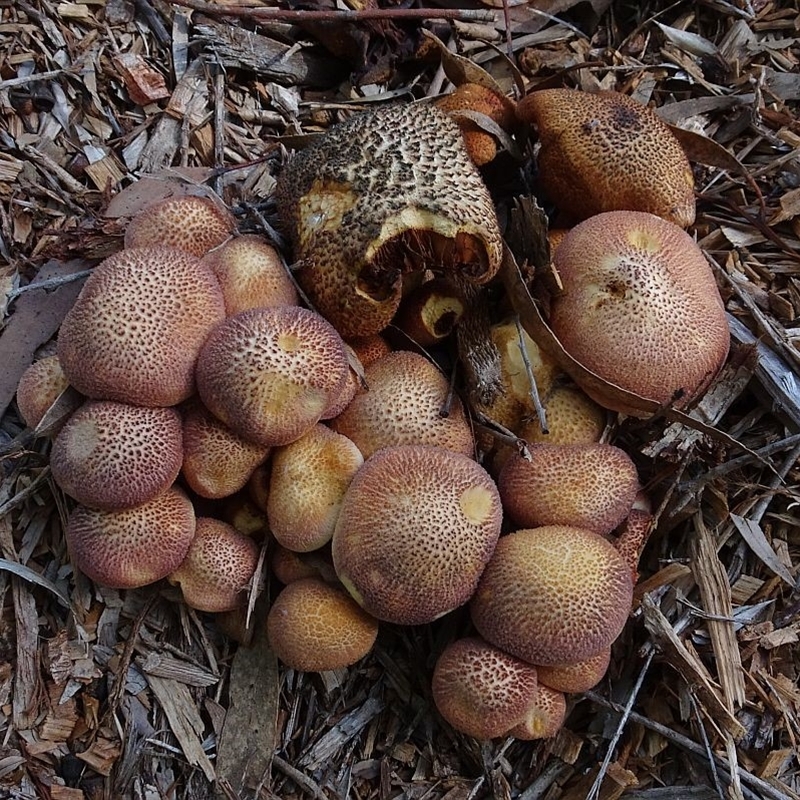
[[15, 88, 731, 744]]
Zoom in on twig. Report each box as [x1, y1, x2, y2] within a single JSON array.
[[0, 68, 73, 92], [688, 690, 726, 800], [7, 270, 93, 301], [166, 0, 496, 23], [273, 754, 328, 800], [513, 315, 548, 435]]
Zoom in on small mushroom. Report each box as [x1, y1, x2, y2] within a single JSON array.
[[431, 636, 539, 740], [470, 526, 633, 666], [266, 577, 379, 672], [391, 277, 466, 348], [507, 684, 567, 740], [124, 195, 235, 257], [536, 647, 611, 694], [169, 517, 260, 613], [15, 354, 78, 433]]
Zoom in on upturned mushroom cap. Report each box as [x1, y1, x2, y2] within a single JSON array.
[[201, 234, 298, 315], [470, 526, 633, 666], [333, 444, 502, 625], [330, 351, 474, 460], [169, 517, 260, 613], [517, 88, 695, 227], [276, 103, 503, 339], [536, 647, 611, 694], [15, 354, 73, 430], [181, 401, 270, 499], [57, 247, 226, 407], [268, 424, 364, 552], [196, 306, 350, 447], [66, 486, 196, 589], [51, 400, 183, 510], [266, 577, 379, 672], [508, 685, 567, 740], [549, 211, 730, 415], [124, 195, 235, 257], [431, 637, 539, 740], [392, 278, 466, 347], [498, 443, 639, 535]]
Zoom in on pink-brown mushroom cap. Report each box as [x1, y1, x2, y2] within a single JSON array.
[[15, 355, 71, 430]]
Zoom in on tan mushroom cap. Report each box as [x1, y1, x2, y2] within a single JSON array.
[[51, 400, 183, 511], [536, 647, 611, 694], [431, 637, 539, 740], [549, 211, 730, 415], [330, 351, 474, 460], [392, 278, 466, 347], [517, 88, 695, 227], [57, 246, 226, 407], [181, 401, 270, 499], [169, 517, 260, 613], [268, 424, 363, 553], [498, 443, 639, 535], [518, 384, 606, 446], [124, 195, 235, 257], [333, 444, 502, 625], [66, 486, 196, 589], [470, 526, 633, 666], [196, 306, 350, 447], [202, 234, 298, 315], [346, 334, 391, 368], [267, 577, 379, 672], [508, 684, 567, 740], [15, 354, 71, 429]]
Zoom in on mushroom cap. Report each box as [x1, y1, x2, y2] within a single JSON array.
[[51, 400, 184, 510], [124, 195, 235, 257], [517, 385, 606, 446], [201, 234, 298, 316], [346, 334, 391, 368], [498, 443, 639, 535], [266, 577, 379, 672], [57, 247, 226, 407], [267, 424, 364, 553], [15, 354, 72, 430], [431, 637, 539, 740], [392, 278, 466, 347], [508, 684, 567, 740], [330, 350, 474, 460], [181, 401, 270, 499], [195, 306, 350, 447], [66, 486, 196, 589], [549, 211, 730, 414], [536, 647, 611, 694], [470, 526, 633, 666], [169, 517, 260, 613], [332, 444, 502, 625], [276, 103, 502, 339], [517, 88, 695, 227]]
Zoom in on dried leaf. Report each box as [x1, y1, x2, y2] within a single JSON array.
[[420, 30, 506, 97], [667, 124, 750, 176], [656, 22, 719, 57], [729, 514, 796, 587]]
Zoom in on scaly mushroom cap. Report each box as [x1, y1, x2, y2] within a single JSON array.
[[195, 306, 350, 447], [57, 247, 226, 407], [266, 577, 379, 672], [517, 385, 606, 446], [66, 486, 196, 589], [498, 443, 639, 535], [202, 234, 298, 316], [330, 350, 474, 460], [536, 647, 611, 694], [508, 685, 567, 740], [124, 195, 235, 257], [169, 517, 260, 613], [276, 103, 503, 339], [346, 334, 392, 368], [333, 445, 502, 625], [268, 424, 364, 552], [431, 637, 539, 740], [15, 354, 72, 429], [181, 401, 270, 499], [549, 211, 730, 415], [517, 89, 695, 227], [51, 400, 183, 510], [471, 526, 633, 666]]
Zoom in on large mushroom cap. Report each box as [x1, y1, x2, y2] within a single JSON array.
[[196, 306, 350, 447], [276, 103, 503, 339], [517, 88, 695, 227], [66, 486, 196, 589], [470, 526, 633, 666], [549, 211, 730, 415], [57, 246, 226, 407], [51, 400, 183, 510], [332, 444, 502, 625]]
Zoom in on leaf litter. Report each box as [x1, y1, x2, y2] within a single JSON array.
[[1, 1, 800, 799]]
